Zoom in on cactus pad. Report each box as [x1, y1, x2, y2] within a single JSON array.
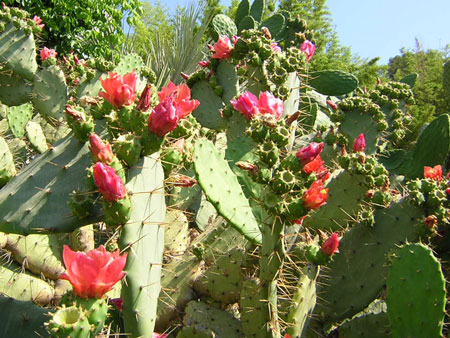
[[309, 70, 359, 96], [386, 243, 446, 338], [6, 102, 33, 138]]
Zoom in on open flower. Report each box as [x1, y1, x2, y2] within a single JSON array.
[[157, 82, 199, 118], [231, 92, 260, 119], [99, 71, 137, 109], [258, 91, 284, 119], [32, 16, 44, 28], [59, 245, 128, 299], [300, 40, 315, 62], [93, 162, 127, 201], [296, 142, 324, 165], [424, 165, 443, 181], [40, 47, 57, 61], [303, 180, 329, 210], [148, 98, 179, 137], [271, 42, 281, 53], [211, 35, 234, 59]]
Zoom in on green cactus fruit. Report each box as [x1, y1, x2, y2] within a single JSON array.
[[193, 138, 262, 244], [25, 120, 48, 153], [119, 154, 166, 337], [0, 295, 51, 337], [103, 196, 131, 227], [408, 114, 450, 178], [309, 70, 359, 96], [75, 297, 109, 336], [250, 0, 265, 22], [6, 102, 33, 138], [0, 21, 37, 81], [113, 133, 143, 167], [260, 13, 285, 38], [190, 80, 227, 130], [0, 71, 33, 106], [33, 65, 68, 120], [45, 305, 91, 338], [238, 15, 257, 33], [285, 264, 319, 338], [178, 301, 243, 337], [235, 0, 250, 26], [0, 136, 16, 186], [5, 233, 68, 280], [386, 243, 446, 338], [272, 169, 295, 194], [164, 209, 189, 255], [259, 140, 279, 166], [0, 133, 103, 234], [314, 198, 424, 325], [211, 14, 237, 40]]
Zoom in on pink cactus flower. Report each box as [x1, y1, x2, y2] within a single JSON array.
[[321, 233, 340, 256], [271, 42, 281, 53], [258, 91, 284, 119], [93, 162, 127, 201], [89, 133, 113, 164], [231, 92, 260, 120], [32, 16, 44, 28], [211, 35, 234, 59], [300, 40, 315, 62], [59, 245, 127, 299], [296, 142, 324, 165], [148, 98, 180, 137], [40, 47, 57, 61], [158, 82, 199, 119], [353, 133, 366, 153], [99, 71, 137, 109], [424, 165, 443, 181]]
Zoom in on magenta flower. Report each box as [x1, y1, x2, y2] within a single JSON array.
[[40, 47, 57, 61], [352, 133, 366, 153], [300, 40, 315, 62], [321, 233, 340, 256], [93, 162, 127, 201], [211, 36, 234, 60], [271, 42, 281, 53], [258, 91, 284, 119], [296, 142, 324, 165], [231, 92, 260, 119]]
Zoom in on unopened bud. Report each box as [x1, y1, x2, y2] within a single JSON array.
[[65, 104, 86, 121], [236, 161, 258, 175], [171, 174, 197, 187]]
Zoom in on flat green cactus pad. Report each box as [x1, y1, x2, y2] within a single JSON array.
[[309, 70, 359, 96], [315, 198, 424, 324], [193, 138, 262, 244], [386, 243, 446, 338], [0, 71, 33, 106], [338, 312, 391, 338], [6, 102, 33, 138], [0, 133, 102, 234], [211, 14, 237, 40], [191, 80, 227, 130]]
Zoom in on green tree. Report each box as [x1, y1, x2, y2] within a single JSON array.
[[5, 0, 142, 60], [387, 40, 450, 134]]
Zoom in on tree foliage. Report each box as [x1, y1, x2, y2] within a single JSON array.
[[4, 0, 142, 60]]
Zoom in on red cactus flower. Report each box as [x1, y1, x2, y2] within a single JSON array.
[[158, 82, 199, 119], [321, 233, 340, 256], [40, 47, 57, 61], [59, 245, 128, 299], [211, 35, 234, 59], [300, 40, 315, 62], [424, 165, 442, 181], [148, 98, 180, 137], [302, 155, 327, 176], [137, 84, 153, 112], [89, 133, 113, 164], [32, 16, 44, 28], [296, 142, 324, 165], [303, 180, 329, 210], [258, 91, 284, 120], [231, 91, 260, 119], [353, 133, 366, 153], [99, 71, 137, 109], [93, 162, 127, 201]]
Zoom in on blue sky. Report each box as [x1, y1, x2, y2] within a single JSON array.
[[154, 0, 450, 64]]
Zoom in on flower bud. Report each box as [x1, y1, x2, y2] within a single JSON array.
[[170, 174, 198, 187], [300, 40, 315, 62], [148, 99, 179, 137], [65, 104, 86, 121], [296, 142, 324, 165], [352, 133, 366, 153], [137, 84, 152, 112], [321, 233, 340, 256], [89, 133, 114, 163], [326, 100, 338, 110], [93, 162, 127, 201]]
